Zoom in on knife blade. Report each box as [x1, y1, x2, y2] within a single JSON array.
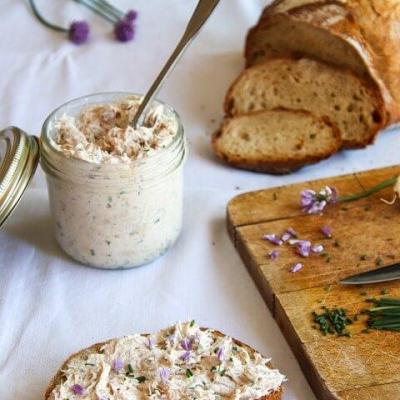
[[340, 263, 400, 285]]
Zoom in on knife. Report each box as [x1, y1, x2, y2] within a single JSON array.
[[340, 263, 400, 285]]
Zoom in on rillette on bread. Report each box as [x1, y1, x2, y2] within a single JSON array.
[[225, 58, 385, 149], [45, 322, 286, 399], [213, 109, 341, 174]]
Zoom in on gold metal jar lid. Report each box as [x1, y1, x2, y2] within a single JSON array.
[[0, 127, 40, 227]]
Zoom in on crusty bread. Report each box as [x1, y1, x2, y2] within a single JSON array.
[[245, 0, 400, 123], [45, 329, 283, 400], [225, 58, 385, 149], [213, 109, 341, 174]]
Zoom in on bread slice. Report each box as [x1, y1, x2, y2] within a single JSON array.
[[225, 58, 385, 149], [45, 324, 285, 399], [213, 109, 342, 174]]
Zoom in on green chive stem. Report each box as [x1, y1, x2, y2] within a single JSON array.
[[74, 0, 118, 23], [339, 176, 397, 203], [95, 0, 124, 19], [29, 0, 67, 32], [366, 297, 400, 332]]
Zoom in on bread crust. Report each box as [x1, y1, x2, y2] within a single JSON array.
[[212, 109, 342, 175], [223, 57, 386, 149], [45, 330, 283, 400], [245, 0, 400, 123]]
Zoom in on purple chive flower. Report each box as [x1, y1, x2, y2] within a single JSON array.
[[112, 358, 124, 372], [181, 338, 192, 351], [312, 244, 324, 254], [268, 250, 279, 260], [71, 384, 85, 395], [321, 225, 333, 238], [114, 20, 135, 42], [217, 347, 225, 362], [181, 351, 191, 362], [301, 186, 338, 215], [148, 336, 154, 350], [160, 367, 170, 382], [290, 263, 303, 273], [125, 9, 138, 22], [263, 234, 283, 246], [281, 227, 297, 242], [68, 21, 90, 45]]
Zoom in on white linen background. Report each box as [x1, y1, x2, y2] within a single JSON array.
[[1, 1, 399, 399]]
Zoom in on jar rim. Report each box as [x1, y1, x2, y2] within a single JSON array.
[[41, 91, 184, 168]]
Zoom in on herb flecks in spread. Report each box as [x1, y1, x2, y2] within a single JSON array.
[[49, 322, 285, 399], [52, 96, 177, 164]]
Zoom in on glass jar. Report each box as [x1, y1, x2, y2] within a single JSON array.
[[40, 92, 186, 269]]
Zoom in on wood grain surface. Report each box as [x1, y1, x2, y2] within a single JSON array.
[[227, 165, 400, 400]]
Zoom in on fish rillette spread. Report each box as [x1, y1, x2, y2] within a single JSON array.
[[48, 322, 286, 399], [53, 97, 177, 164], [42, 94, 185, 269]]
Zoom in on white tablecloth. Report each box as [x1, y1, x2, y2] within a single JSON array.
[[1, 1, 400, 399]]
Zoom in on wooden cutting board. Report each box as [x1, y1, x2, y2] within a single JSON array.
[[227, 165, 400, 400]]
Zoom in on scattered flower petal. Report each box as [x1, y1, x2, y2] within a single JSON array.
[[296, 241, 311, 257], [112, 358, 124, 372], [159, 367, 170, 382], [263, 234, 283, 246], [290, 263, 303, 273], [217, 347, 225, 362], [68, 21, 90, 45], [181, 351, 191, 362], [281, 232, 292, 242], [181, 338, 192, 351], [321, 226, 332, 238], [114, 19, 135, 42], [71, 384, 85, 395], [312, 244, 324, 254], [289, 239, 311, 246], [147, 336, 154, 349], [268, 250, 279, 260]]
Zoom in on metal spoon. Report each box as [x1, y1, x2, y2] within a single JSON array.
[[132, 0, 220, 128]]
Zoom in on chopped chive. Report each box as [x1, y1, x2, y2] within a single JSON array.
[[186, 369, 193, 378], [126, 363, 134, 375]]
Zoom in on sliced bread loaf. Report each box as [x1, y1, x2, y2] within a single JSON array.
[[225, 58, 385, 148], [213, 109, 342, 174], [244, 0, 400, 123], [45, 322, 285, 400]]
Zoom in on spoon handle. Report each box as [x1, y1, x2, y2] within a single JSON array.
[[132, 0, 220, 128]]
